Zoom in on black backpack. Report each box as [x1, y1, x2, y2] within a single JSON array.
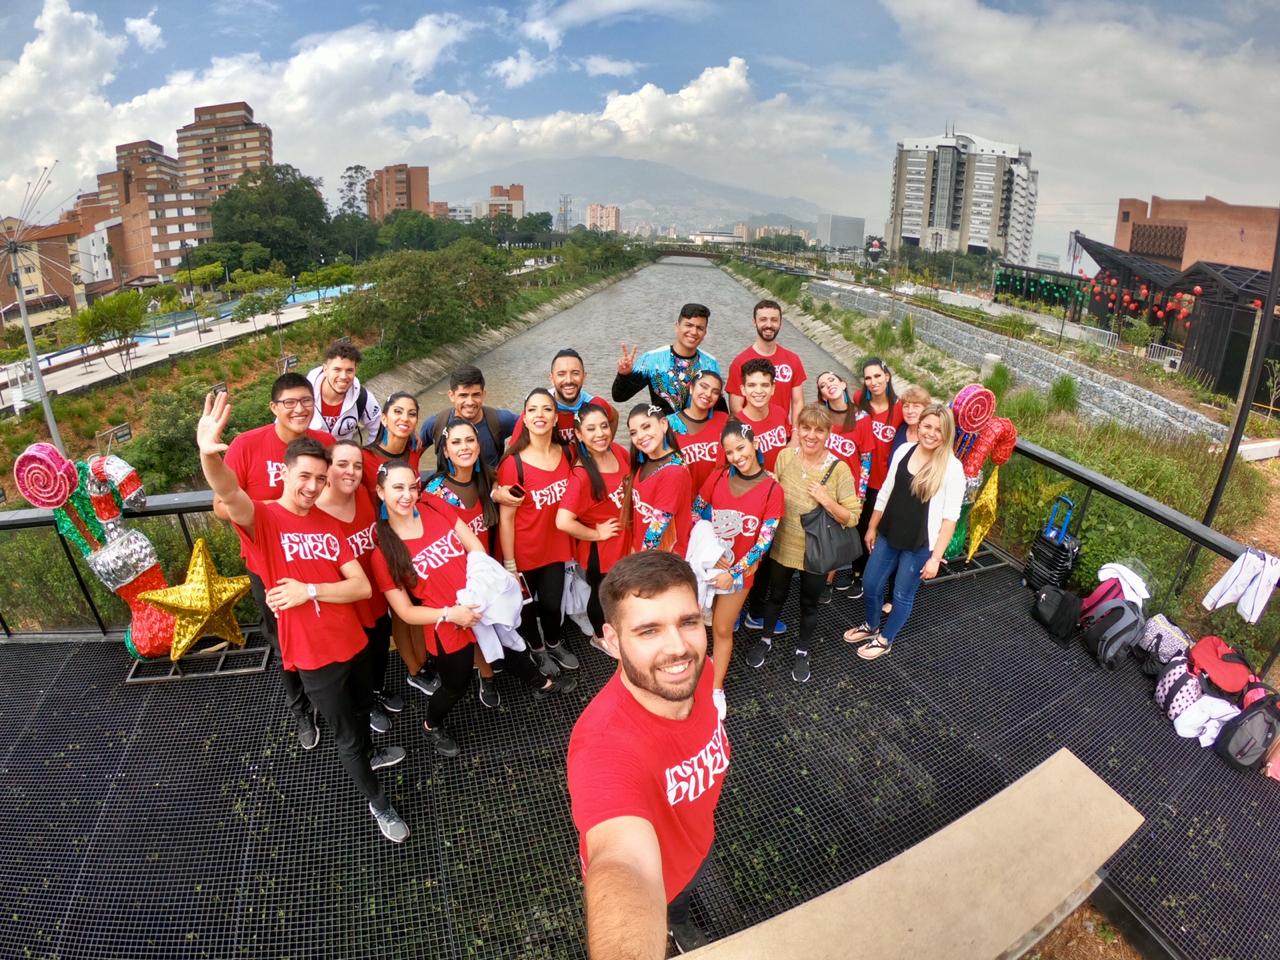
[[1032, 586, 1081, 646], [1080, 598, 1145, 669], [1213, 695, 1280, 772]]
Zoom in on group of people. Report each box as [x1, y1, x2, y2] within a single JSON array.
[[196, 300, 965, 955]]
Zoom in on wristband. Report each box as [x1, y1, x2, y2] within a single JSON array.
[[437, 606, 451, 626], [504, 559, 518, 574]]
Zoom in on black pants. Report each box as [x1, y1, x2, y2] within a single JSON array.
[[517, 562, 565, 651], [427, 641, 546, 728], [758, 557, 825, 653], [585, 546, 605, 638], [668, 847, 713, 926], [850, 486, 878, 579], [297, 645, 386, 811], [251, 571, 310, 718], [364, 613, 392, 693]]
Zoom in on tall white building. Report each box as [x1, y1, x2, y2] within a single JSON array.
[[887, 130, 1038, 265], [816, 214, 865, 250]]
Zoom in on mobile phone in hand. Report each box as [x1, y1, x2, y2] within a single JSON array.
[[516, 573, 533, 605], [508, 484, 526, 500]]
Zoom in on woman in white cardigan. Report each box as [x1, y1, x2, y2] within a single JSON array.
[[844, 403, 964, 660]]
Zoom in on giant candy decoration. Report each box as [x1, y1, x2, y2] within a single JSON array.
[[946, 385, 1019, 562], [14, 442, 176, 659]]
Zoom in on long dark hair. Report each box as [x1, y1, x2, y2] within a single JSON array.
[[683, 368, 723, 412], [721, 417, 764, 474], [856, 357, 897, 415], [572, 401, 614, 501], [374, 459, 418, 592], [621, 403, 683, 539], [498, 388, 565, 473], [425, 419, 499, 529], [370, 390, 420, 451]]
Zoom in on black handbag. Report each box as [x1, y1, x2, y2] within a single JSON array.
[[801, 461, 862, 574]]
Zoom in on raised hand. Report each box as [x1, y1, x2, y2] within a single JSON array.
[[197, 390, 232, 456], [616, 342, 639, 376]]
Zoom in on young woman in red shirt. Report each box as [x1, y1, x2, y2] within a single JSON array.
[[692, 419, 784, 718], [845, 358, 903, 597], [421, 419, 506, 708], [497, 388, 578, 675], [666, 369, 728, 494], [556, 401, 630, 651], [372, 461, 575, 757], [315, 440, 401, 733], [622, 403, 693, 556], [361, 391, 421, 497]]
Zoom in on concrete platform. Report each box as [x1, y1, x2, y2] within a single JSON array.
[[688, 749, 1144, 960]]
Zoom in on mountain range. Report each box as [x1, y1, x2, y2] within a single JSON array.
[[432, 156, 821, 234]]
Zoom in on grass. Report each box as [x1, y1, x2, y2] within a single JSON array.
[[1047, 374, 1078, 413], [982, 362, 1014, 400], [899, 315, 916, 351], [872, 319, 897, 355]]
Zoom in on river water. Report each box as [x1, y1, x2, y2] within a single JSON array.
[[413, 258, 857, 433]]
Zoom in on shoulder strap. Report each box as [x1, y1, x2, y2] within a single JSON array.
[[515, 452, 525, 487], [355, 385, 369, 420], [483, 406, 503, 451], [820, 460, 839, 485]]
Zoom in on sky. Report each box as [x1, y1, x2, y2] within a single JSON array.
[[2, 0, 1279, 260]]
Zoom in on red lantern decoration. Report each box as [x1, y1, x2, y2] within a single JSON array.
[[1109, 278, 1118, 286], [1193, 285, 1203, 296], [1252, 298, 1264, 310], [1174, 291, 1184, 300], [1156, 310, 1165, 319], [1166, 301, 1176, 311], [1178, 308, 1189, 320], [1093, 284, 1101, 293], [1129, 302, 1138, 311], [1184, 320, 1192, 329], [1122, 293, 1131, 303], [1094, 294, 1102, 302], [1140, 287, 1149, 298]]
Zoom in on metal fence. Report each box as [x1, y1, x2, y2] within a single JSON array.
[[1144, 342, 1184, 367]]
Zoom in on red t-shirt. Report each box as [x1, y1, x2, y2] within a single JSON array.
[[567, 662, 730, 903], [631, 460, 694, 555], [668, 411, 727, 495], [360, 445, 423, 499], [726, 344, 806, 419], [508, 395, 618, 450], [320, 398, 342, 421], [496, 453, 573, 570], [697, 469, 785, 588], [318, 491, 387, 629], [560, 444, 630, 573], [224, 424, 335, 502], [825, 416, 868, 495], [851, 400, 904, 491], [739, 404, 791, 472], [369, 506, 473, 656], [421, 477, 490, 553], [237, 501, 366, 671]]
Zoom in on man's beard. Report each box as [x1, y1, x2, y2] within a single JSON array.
[[619, 644, 705, 702]]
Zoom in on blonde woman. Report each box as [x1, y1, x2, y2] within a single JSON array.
[[845, 403, 964, 660]]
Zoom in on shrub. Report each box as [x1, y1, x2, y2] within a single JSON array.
[[1047, 375, 1078, 413], [899, 315, 916, 351], [873, 319, 896, 355], [983, 362, 1014, 400], [841, 315, 854, 342]]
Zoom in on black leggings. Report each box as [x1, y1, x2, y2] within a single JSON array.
[[427, 641, 547, 728], [298, 645, 385, 811], [251, 571, 310, 718], [517, 562, 565, 651], [758, 556, 826, 653], [364, 613, 392, 693], [586, 546, 606, 638]]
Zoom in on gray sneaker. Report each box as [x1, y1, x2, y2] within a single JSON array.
[[297, 709, 320, 751], [369, 707, 391, 735], [669, 920, 710, 953], [477, 675, 501, 709], [370, 746, 406, 770], [546, 642, 580, 670], [369, 802, 410, 843]]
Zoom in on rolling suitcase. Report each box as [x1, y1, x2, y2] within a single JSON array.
[[1024, 495, 1080, 590]]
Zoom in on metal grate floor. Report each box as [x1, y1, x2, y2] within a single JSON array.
[[1, 564, 1277, 960]]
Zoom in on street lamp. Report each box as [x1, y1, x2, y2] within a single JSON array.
[[5, 236, 66, 453]]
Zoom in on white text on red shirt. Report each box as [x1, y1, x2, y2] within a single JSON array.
[[411, 531, 466, 578], [281, 532, 341, 563], [665, 721, 730, 806], [530, 478, 569, 510]]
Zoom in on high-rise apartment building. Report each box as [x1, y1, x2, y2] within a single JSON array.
[[817, 214, 866, 250], [365, 164, 430, 222], [586, 203, 621, 232], [486, 184, 525, 219], [887, 130, 1038, 265], [175, 102, 273, 200]]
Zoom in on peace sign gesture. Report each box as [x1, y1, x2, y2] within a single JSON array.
[[616, 342, 639, 376]]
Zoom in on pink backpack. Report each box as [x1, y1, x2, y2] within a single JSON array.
[[1079, 578, 1124, 624]]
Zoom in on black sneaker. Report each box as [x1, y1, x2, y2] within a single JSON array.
[[297, 709, 320, 751], [369, 707, 391, 735], [424, 724, 460, 758], [406, 670, 441, 696], [375, 690, 404, 713], [370, 746, 406, 770], [532, 649, 561, 678], [745, 637, 771, 669], [818, 584, 834, 605], [369, 802, 410, 843], [846, 579, 865, 600], [532, 672, 579, 701], [546, 642, 580, 670], [669, 920, 710, 953], [792, 650, 811, 683], [478, 675, 501, 709]]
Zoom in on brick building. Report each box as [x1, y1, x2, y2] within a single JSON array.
[[1114, 196, 1278, 272], [486, 184, 525, 219], [365, 164, 431, 222], [175, 102, 273, 200], [586, 203, 621, 232]]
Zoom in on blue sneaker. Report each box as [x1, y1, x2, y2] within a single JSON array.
[[740, 613, 787, 635]]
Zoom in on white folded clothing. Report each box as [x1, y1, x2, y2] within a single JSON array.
[[459, 551, 527, 664], [1097, 562, 1149, 607], [1172, 695, 1240, 748], [685, 519, 735, 616]]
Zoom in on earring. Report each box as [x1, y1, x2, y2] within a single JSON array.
[[756, 450, 765, 467], [378, 502, 388, 520], [412, 507, 420, 519], [446, 460, 455, 476]]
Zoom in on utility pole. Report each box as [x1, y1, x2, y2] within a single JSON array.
[[6, 237, 66, 454]]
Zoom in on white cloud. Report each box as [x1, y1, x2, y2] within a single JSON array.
[[521, 0, 713, 49], [487, 47, 556, 88], [582, 54, 640, 77], [124, 7, 163, 52]]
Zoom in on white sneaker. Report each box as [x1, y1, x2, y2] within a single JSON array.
[[712, 687, 726, 719]]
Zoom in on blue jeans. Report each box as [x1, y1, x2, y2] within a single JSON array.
[[863, 538, 933, 643]]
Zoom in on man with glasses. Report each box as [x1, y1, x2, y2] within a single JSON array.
[[220, 372, 335, 749]]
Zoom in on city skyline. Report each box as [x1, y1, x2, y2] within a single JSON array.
[[2, 0, 1280, 259]]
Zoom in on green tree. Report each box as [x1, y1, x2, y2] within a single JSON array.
[[186, 241, 243, 271], [240, 241, 271, 272], [226, 270, 290, 297], [298, 264, 354, 300], [331, 211, 379, 262], [211, 164, 331, 274], [377, 209, 442, 251], [76, 290, 145, 380], [185, 262, 226, 291], [516, 211, 554, 234], [339, 164, 371, 216]]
